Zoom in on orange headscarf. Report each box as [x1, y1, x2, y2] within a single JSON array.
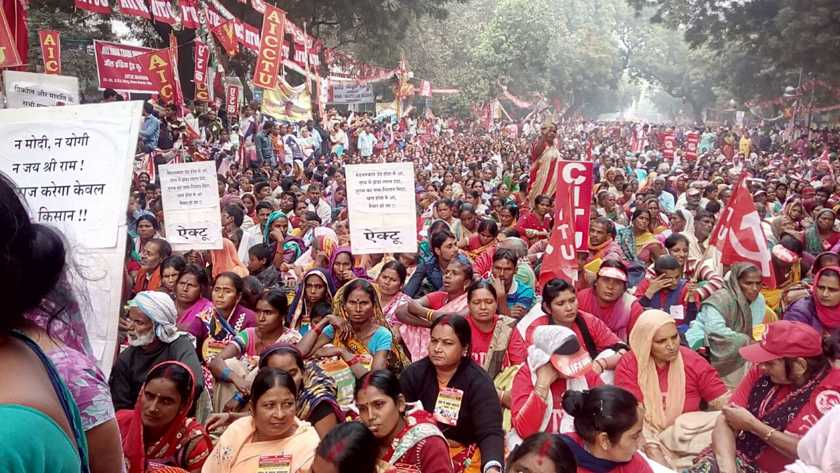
[[210, 238, 249, 278]]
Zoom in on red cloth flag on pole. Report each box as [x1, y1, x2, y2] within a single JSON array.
[[252, 4, 286, 89], [117, 0, 150, 19], [149, 0, 175, 25], [76, 0, 111, 14], [212, 19, 239, 57], [685, 132, 699, 161], [662, 132, 675, 160], [708, 173, 776, 287], [0, 6, 23, 69], [193, 39, 210, 102], [141, 47, 182, 107], [38, 30, 61, 75], [539, 185, 579, 288], [179, 0, 199, 29]]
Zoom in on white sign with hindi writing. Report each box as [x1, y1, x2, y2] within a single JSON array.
[[3, 70, 80, 108], [331, 83, 374, 104], [346, 162, 417, 254], [0, 101, 142, 375], [159, 161, 223, 251]]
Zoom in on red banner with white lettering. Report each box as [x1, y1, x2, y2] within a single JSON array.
[[226, 83, 241, 118], [142, 47, 182, 105], [685, 132, 699, 161], [94, 40, 158, 93], [149, 0, 175, 25], [0, 7, 22, 69], [38, 30, 61, 75], [117, 0, 150, 19], [212, 19, 239, 57], [193, 39, 210, 102], [76, 0, 111, 14], [180, 0, 199, 29], [708, 173, 776, 287], [252, 4, 286, 89], [662, 132, 675, 160], [540, 182, 579, 288], [555, 161, 594, 251]]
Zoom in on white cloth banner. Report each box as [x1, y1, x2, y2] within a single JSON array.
[[3, 70, 80, 108], [330, 82, 374, 104], [0, 101, 142, 375], [346, 162, 417, 254], [159, 161, 223, 251]]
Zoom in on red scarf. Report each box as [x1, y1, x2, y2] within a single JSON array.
[[813, 266, 840, 330], [117, 361, 211, 473]]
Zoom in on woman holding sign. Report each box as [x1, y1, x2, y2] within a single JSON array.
[[400, 315, 505, 473]]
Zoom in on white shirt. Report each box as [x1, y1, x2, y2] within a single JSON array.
[[308, 198, 332, 225]]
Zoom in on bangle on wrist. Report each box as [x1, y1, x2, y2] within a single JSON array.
[[220, 367, 232, 382], [425, 309, 435, 322]]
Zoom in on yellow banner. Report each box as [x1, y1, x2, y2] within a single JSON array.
[[261, 78, 312, 122]]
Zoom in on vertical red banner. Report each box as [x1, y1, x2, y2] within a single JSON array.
[[0, 7, 22, 69], [144, 48, 181, 106], [685, 132, 699, 161], [226, 84, 241, 118], [252, 4, 286, 89], [662, 132, 675, 160], [193, 39, 210, 102], [554, 161, 594, 250], [38, 30, 62, 75]]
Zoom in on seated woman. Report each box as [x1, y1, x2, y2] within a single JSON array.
[[510, 325, 602, 445], [117, 361, 212, 473], [203, 368, 320, 473], [174, 264, 213, 330], [396, 259, 473, 361], [506, 432, 577, 473], [328, 247, 369, 290], [576, 260, 645, 340], [686, 263, 776, 386], [355, 370, 454, 473], [298, 278, 408, 380], [517, 195, 552, 245], [159, 255, 186, 299], [780, 251, 840, 307], [463, 281, 517, 379], [559, 386, 654, 473], [687, 321, 840, 473], [804, 208, 840, 256], [287, 268, 335, 335], [208, 290, 302, 412], [205, 343, 342, 439], [461, 219, 500, 262], [311, 421, 380, 473], [662, 233, 723, 303], [616, 209, 664, 269], [784, 266, 840, 334], [509, 278, 626, 376], [615, 309, 729, 469], [377, 260, 414, 344], [400, 315, 505, 473], [185, 272, 257, 371], [635, 255, 694, 327]]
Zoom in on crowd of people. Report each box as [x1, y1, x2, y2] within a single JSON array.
[[3, 90, 840, 473]]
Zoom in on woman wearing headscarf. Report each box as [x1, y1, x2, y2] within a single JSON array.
[[117, 361, 212, 473], [327, 246, 369, 290], [109, 291, 204, 411], [615, 310, 729, 469], [784, 266, 840, 334], [210, 238, 249, 279], [616, 208, 664, 267], [771, 197, 810, 243], [263, 210, 305, 267], [685, 263, 776, 386], [287, 268, 336, 335], [804, 208, 840, 256]]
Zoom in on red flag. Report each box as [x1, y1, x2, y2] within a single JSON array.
[[662, 132, 675, 160], [0, 6, 23, 68], [708, 173, 776, 287], [212, 19, 239, 57], [38, 30, 61, 75], [142, 47, 181, 106], [539, 185, 578, 288], [117, 0, 150, 19], [226, 83, 241, 118], [253, 4, 286, 89], [179, 0, 199, 29], [149, 0, 175, 25], [685, 132, 699, 161], [193, 39, 210, 102], [75, 0, 111, 14]]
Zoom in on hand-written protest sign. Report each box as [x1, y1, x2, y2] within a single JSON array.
[[3, 70, 79, 108], [346, 162, 417, 254], [0, 101, 142, 375], [555, 161, 593, 250], [159, 161, 223, 251]]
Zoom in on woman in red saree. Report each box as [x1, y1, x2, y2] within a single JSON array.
[[528, 122, 561, 203], [117, 361, 212, 473]]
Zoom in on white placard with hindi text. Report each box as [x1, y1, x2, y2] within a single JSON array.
[[346, 162, 417, 254], [3, 70, 80, 108], [0, 101, 142, 375], [159, 161, 223, 251]]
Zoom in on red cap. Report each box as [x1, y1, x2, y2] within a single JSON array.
[[739, 321, 823, 363]]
